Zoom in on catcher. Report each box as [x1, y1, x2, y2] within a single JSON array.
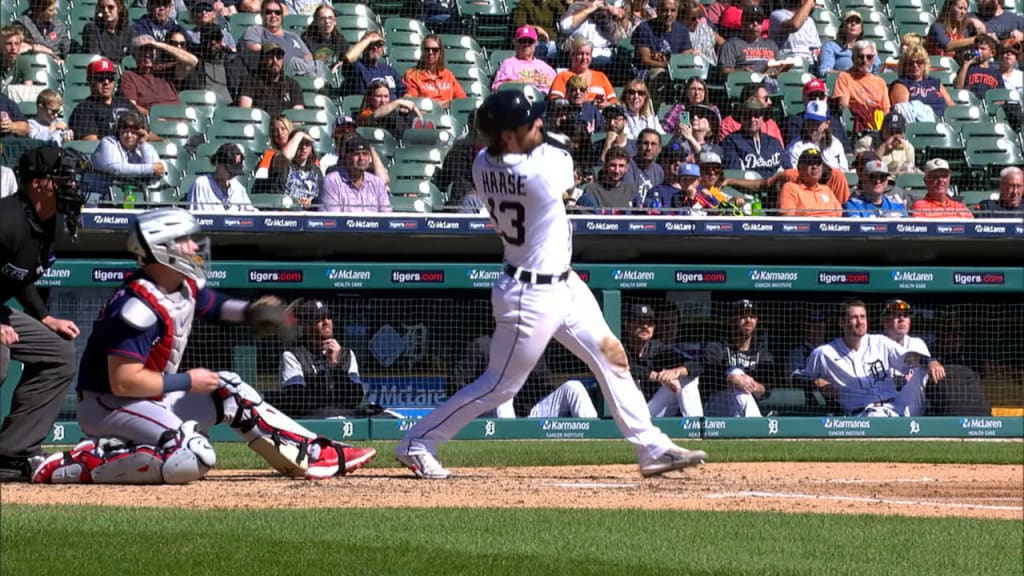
[[32, 208, 376, 484]]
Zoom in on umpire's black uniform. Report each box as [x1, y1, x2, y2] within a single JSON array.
[[0, 149, 78, 482]]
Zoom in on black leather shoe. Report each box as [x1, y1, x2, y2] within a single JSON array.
[[0, 457, 32, 483]]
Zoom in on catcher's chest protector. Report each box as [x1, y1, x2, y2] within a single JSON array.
[[124, 277, 198, 374]]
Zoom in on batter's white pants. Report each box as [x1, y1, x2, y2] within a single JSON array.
[[494, 379, 599, 419], [398, 272, 678, 462], [647, 376, 704, 418]]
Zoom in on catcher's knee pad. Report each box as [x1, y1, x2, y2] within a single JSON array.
[[216, 371, 339, 479], [31, 422, 215, 484]]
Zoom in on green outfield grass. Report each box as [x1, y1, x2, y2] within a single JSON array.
[[2, 505, 1020, 576], [5, 440, 1021, 576]]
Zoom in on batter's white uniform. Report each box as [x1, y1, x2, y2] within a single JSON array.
[[804, 334, 928, 417], [397, 138, 680, 464]]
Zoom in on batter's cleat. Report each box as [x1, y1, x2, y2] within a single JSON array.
[[339, 445, 377, 475], [639, 446, 708, 478], [396, 452, 452, 480], [30, 440, 96, 484]]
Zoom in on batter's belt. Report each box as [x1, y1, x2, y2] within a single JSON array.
[[504, 264, 571, 285]]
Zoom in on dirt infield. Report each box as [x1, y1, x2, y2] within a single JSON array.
[[3, 462, 1021, 520]]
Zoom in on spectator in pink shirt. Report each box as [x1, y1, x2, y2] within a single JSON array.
[[492, 26, 557, 93], [319, 137, 391, 213]]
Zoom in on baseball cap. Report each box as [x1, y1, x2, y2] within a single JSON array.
[[192, 1, 215, 11], [344, 137, 371, 154], [804, 99, 829, 122], [698, 150, 723, 165], [842, 10, 863, 23], [924, 158, 951, 175], [626, 304, 656, 321], [864, 159, 889, 175], [261, 42, 285, 56], [798, 147, 823, 164], [18, 145, 67, 179], [514, 26, 538, 42], [86, 57, 116, 77], [882, 111, 907, 132], [884, 299, 912, 316], [730, 299, 757, 316], [659, 144, 687, 164], [678, 163, 701, 178], [741, 6, 764, 22], [211, 143, 243, 165], [803, 77, 828, 97], [602, 104, 627, 119], [854, 150, 881, 169], [295, 299, 330, 322], [334, 114, 356, 129]]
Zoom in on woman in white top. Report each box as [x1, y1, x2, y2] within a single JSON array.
[[82, 111, 165, 204], [622, 79, 664, 139], [784, 104, 848, 170]]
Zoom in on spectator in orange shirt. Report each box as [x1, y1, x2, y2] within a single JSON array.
[[911, 159, 975, 218], [402, 34, 467, 109], [549, 37, 618, 106], [777, 148, 843, 217], [833, 40, 890, 133]]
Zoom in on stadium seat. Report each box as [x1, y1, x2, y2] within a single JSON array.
[[64, 139, 100, 157], [211, 107, 271, 135], [903, 121, 964, 173], [148, 140, 186, 163], [304, 93, 340, 116], [340, 94, 363, 115], [488, 49, 514, 74], [438, 34, 483, 54], [725, 71, 766, 100], [149, 104, 209, 132], [249, 193, 300, 210], [283, 108, 335, 132], [206, 123, 269, 152], [401, 128, 453, 148], [336, 2, 381, 23], [388, 46, 422, 73], [228, 13, 262, 44], [389, 192, 435, 213], [393, 145, 445, 167], [385, 30, 425, 49], [355, 126, 399, 160], [669, 53, 711, 83], [383, 17, 430, 38], [982, 89, 1022, 117], [965, 137, 1023, 190], [148, 119, 198, 147], [944, 104, 986, 124], [891, 9, 934, 36], [367, 0, 413, 19], [283, 14, 312, 35]]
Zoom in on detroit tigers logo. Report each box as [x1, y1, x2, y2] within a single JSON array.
[[866, 359, 888, 384]]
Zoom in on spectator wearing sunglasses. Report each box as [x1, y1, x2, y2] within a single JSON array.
[[777, 148, 843, 217], [833, 40, 891, 133], [28, 89, 72, 145], [69, 58, 137, 141], [492, 26, 557, 93], [782, 78, 852, 153], [843, 160, 909, 218], [241, 0, 319, 78], [119, 34, 197, 116], [82, 110, 165, 205], [131, 0, 184, 43], [402, 35, 467, 109], [186, 2, 237, 51]]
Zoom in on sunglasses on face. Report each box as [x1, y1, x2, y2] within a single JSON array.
[[855, 54, 875, 61], [868, 173, 888, 181], [92, 75, 116, 83], [910, 59, 926, 66], [264, 53, 284, 60], [120, 125, 141, 132], [624, 89, 647, 96], [423, 46, 441, 53], [263, 9, 282, 15], [168, 40, 187, 47], [516, 38, 536, 45], [370, 42, 385, 49], [701, 165, 722, 173]]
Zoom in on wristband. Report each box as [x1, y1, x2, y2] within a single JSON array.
[[162, 373, 192, 393]]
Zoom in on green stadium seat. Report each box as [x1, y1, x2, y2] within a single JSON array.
[[64, 139, 100, 157], [336, 2, 380, 23], [393, 145, 445, 167], [964, 137, 1023, 190], [669, 53, 711, 83], [944, 104, 987, 124], [283, 14, 312, 35], [401, 127, 454, 148], [249, 193, 301, 210], [211, 107, 271, 135], [149, 104, 209, 132], [148, 119, 198, 147], [206, 122, 269, 152], [982, 89, 1023, 116], [438, 34, 482, 53], [390, 162, 437, 181], [148, 140, 186, 163], [304, 93, 340, 115], [725, 71, 765, 100], [388, 46, 421, 73], [282, 108, 335, 132], [385, 30, 425, 49], [487, 49, 514, 74], [383, 17, 429, 37], [355, 126, 398, 160], [228, 13, 262, 45]]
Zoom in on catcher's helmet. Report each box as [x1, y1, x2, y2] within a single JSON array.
[[475, 90, 546, 141]]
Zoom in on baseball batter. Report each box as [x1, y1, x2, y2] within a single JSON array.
[[803, 300, 929, 417], [396, 90, 708, 479], [32, 209, 376, 484]]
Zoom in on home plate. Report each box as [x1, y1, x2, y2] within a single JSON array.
[[545, 482, 640, 489]]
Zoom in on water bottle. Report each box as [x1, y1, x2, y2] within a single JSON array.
[[649, 189, 662, 214], [751, 193, 763, 216], [123, 185, 136, 210]]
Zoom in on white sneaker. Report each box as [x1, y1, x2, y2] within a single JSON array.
[[639, 446, 707, 478], [396, 452, 451, 479]]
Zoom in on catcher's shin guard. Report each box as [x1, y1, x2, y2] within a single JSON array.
[[31, 421, 215, 484], [216, 371, 351, 479]]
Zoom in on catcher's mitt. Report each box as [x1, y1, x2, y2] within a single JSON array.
[[246, 295, 293, 340]]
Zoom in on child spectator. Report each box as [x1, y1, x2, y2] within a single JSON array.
[[27, 89, 73, 145]]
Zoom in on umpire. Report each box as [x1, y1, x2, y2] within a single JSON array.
[[0, 145, 89, 482]]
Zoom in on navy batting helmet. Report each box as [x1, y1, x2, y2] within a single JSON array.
[[475, 90, 546, 141]]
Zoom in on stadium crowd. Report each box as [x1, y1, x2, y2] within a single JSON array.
[[0, 0, 1021, 217]]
